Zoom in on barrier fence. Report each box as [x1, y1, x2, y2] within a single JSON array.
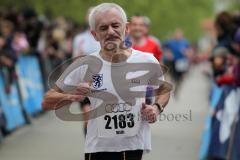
[[200, 83, 240, 160], [0, 55, 45, 138]]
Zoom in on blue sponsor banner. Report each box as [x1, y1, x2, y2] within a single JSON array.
[[199, 83, 223, 160], [232, 113, 240, 160], [207, 86, 240, 159], [0, 73, 25, 131], [230, 88, 240, 160], [17, 55, 44, 116]]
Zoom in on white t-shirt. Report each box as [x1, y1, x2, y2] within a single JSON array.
[[56, 49, 163, 153], [72, 30, 101, 57]]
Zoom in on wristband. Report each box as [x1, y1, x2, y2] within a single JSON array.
[[153, 103, 164, 113]]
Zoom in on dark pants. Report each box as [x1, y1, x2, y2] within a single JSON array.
[[85, 150, 143, 160], [80, 97, 91, 136]]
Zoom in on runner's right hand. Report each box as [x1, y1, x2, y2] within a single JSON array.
[[74, 82, 91, 96]]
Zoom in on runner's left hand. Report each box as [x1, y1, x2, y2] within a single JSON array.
[[141, 103, 159, 123]]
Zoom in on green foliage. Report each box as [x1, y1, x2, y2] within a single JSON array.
[[227, 0, 240, 11], [0, 0, 214, 42]]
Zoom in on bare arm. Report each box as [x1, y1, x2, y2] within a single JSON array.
[[41, 85, 84, 111], [141, 82, 171, 123]]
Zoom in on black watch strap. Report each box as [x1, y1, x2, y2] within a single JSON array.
[[153, 103, 164, 113]]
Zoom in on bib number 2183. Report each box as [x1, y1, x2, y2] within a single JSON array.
[[104, 113, 134, 129]]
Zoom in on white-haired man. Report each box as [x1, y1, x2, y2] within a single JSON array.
[[42, 3, 170, 160]]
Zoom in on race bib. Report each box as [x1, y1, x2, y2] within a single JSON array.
[[97, 102, 141, 138]]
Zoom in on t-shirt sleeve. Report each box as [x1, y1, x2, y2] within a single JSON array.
[[147, 54, 165, 81], [55, 61, 88, 91]]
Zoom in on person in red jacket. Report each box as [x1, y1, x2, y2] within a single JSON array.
[[129, 15, 162, 61]]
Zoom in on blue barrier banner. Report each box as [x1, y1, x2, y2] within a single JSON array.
[[207, 86, 240, 159], [232, 113, 240, 160], [0, 73, 25, 131], [199, 83, 223, 160], [0, 105, 6, 130], [16, 55, 44, 116], [210, 83, 224, 110], [199, 113, 213, 160], [231, 89, 240, 160]]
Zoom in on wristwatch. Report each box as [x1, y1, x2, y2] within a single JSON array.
[[153, 103, 164, 113]]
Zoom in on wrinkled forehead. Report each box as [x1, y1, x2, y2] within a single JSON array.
[[94, 8, 125, 28]]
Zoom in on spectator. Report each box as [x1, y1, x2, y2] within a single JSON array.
[[130, 15, 162, 61], [164, 29, 191, 97]]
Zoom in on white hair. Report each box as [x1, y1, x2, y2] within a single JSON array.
[[144, 16, 151, 26], [88, 3, 127, 30]]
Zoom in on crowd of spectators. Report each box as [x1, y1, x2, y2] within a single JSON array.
[[0, 6, 86, 92]]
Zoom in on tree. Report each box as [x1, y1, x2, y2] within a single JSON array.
[[0, 0, 214, 42]]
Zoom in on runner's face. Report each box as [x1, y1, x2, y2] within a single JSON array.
[[130, 17, 145, 39], [91, 9, 127, 51]]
